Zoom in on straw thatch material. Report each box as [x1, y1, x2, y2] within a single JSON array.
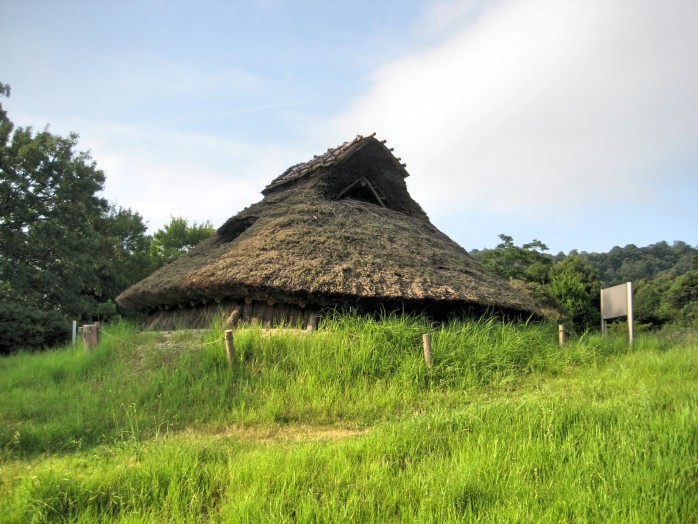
[[116, 134, 541, 328]]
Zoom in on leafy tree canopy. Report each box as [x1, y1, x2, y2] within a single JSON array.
[[0, 127, 108, 319], [0, 83, 154, 352], [548, 253, 602, 331], [662, 270, 698, 327], [150, 216, 215, 267], [478, 234, 553, 284], [580, 241, 697, 285]]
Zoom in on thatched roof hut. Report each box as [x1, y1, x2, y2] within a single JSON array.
[[116, 134, 541, 328]]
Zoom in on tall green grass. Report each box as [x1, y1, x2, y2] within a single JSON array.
[[0, 314, 688, 457], [0, 313, 695, 521]]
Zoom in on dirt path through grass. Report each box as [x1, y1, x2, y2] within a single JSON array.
[[220, 424, 368, 442]]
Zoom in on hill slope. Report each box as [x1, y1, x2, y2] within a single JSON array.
[[1, 315, 696, 521]]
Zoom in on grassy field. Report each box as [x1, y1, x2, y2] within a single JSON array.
[[0, 314, 696, 522]]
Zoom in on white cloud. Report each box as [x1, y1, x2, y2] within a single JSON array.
[[327, 0, 698, 223]]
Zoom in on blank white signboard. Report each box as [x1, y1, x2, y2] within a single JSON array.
[[601, 283, 630, 320]]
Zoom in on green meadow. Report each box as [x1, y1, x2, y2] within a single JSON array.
[[1, 314, 696, 522]]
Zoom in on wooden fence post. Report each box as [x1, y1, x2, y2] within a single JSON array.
[[422, 333, 433, 368], [82, 324, 98, 351], [558, 324, 567, 347], [81, 324, 88, 350], [224, 330, 235, 363]]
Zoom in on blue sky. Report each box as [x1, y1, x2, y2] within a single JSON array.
[[2, 0, 696, 254]]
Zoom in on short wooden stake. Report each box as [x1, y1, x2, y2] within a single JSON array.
[[82, 324, 98, 351], [81, 324, 89, 350], [422, 333, 433, 368], [224, 330, 235, 363], [558, 324, 567, 347]]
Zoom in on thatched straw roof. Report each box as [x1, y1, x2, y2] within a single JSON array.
[[116, 134, 541, 324]]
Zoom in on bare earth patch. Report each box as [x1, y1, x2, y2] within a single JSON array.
[[226, 424, 368, 443], [180, 424, 369, 444]]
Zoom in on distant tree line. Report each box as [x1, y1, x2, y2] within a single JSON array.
[[0, 83, 214, 354], [470, 236, 698, 332], [578, 242, 697, 328]]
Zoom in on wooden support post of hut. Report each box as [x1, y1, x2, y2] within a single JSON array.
[[224, 330, 235, 364], [226, 305, 242, 326], [422, 333, 433, 368], [307, 314, 319, 333], [558, 324, 567, 347]]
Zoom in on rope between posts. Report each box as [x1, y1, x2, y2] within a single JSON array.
[[199, 337, 226, 346], [99, 329, 140, 347]]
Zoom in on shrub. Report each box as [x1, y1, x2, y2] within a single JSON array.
[[0, 301, 68, 354]]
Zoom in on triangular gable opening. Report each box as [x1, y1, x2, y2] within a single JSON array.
[[336, 176, 388, 208]]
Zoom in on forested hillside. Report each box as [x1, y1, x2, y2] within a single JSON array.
[[580, 242, 697, 328], [471, 237, 697, 330], [578, 241, 697, 285]]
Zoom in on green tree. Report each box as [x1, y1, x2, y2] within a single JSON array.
[[480, 234, 553, 284], [661, 270, 698, 327], [0, 131, 107, 319], [0, 82, 9, 121], [549, 254, 601, 332], [633, 279, 665, 326], [150, 216, 215, 267], [0, 84, 152, 351], [92, 206, 157, 317]]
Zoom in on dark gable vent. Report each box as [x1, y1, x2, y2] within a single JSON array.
[[336, 176, 388, 208], [217, 216, 258, 243]]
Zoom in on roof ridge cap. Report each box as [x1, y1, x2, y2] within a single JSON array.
[[262, 133, 390, 195]]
